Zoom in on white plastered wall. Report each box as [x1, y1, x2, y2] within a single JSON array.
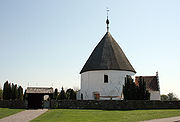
[[149, 91, 160, 100], [79, 70, 135, 100]]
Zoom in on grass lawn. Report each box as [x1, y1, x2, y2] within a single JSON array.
[[0, 108, 24, 119], [31, 109, 180, 122]]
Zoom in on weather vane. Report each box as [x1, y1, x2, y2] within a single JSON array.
[[106, 7, 110, 18], [106, 7, 110, 32]]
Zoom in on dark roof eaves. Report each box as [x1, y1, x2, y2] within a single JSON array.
[[80, 69, 136, 74]]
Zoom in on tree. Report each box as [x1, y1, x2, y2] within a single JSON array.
[[137, 77, 150, 100], [17, 86, 23, 101], [0, 87, 3, 100], [161, 94, 168, 101], [53, 88, 58, 100], [11, 83, 18, 100], [3, 81, 24, 100], [11, 83, 15, 100], [3, 81, 7, 100], [23, 90, 28, 101], [66, 88, 76, 100], [14, 84, 18, 99], [3, 81, 10, 100], [167, 93, 179, 101], [123, 76, 137, 100], [123, 76, 150, 100], [8, 83, 12, 100], [161, 93, 179, 101], [58, 87, 67, 100]]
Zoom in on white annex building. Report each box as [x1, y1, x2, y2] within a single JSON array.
[[77, 17, 136, 100]]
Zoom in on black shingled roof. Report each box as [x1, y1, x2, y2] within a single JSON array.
[[80, 32, 136, 74]]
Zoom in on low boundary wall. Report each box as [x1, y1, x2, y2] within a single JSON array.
[[50, 100, 180, 110], [0, 100, 27, 109], [1, 100, 180, 110]]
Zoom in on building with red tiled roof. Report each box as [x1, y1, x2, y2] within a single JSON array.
[[135, 72, 160, 100]]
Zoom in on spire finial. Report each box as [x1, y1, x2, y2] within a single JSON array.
[[106, 8, 110, 32]]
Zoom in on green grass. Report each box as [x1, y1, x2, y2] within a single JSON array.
[[31, 109, 180, 122], [0, 108, 24, 119]]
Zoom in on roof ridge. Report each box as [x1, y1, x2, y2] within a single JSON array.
[[108, 33, 120, 68]]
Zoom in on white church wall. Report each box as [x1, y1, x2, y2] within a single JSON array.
[[79, 70, 135, 100], [76, 90, 81, 100], [149, 91, 161, 100]]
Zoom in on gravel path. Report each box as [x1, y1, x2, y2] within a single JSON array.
[[0, 109, 48, 122], [142, 116, 180, 122]]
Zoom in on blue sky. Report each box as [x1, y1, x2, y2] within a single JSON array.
[[0, 0, 180, 97]]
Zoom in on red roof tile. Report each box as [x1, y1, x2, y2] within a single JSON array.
[[135, 76, 160, 91]]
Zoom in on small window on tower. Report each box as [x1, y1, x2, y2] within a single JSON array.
[[104, 75, 108, 83]]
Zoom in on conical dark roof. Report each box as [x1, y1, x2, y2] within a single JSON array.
[[80, 32, 136, 74]]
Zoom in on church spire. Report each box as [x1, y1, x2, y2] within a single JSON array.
[[106, 8, 110, 32]]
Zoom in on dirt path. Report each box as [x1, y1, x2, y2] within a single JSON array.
[[142, 116, 180, 122], [0, 109, 48, 122]]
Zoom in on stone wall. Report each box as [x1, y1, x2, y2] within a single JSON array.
[[1, 100, 180, 110], [0, 100, 27, 109], [50, 100, 180, 110]]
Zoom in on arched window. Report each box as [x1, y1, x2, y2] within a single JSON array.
[[104, 75, 108, 83]]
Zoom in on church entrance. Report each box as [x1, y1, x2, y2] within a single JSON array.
[[28, 94, 44, 109], [26, 87, 53, 109]]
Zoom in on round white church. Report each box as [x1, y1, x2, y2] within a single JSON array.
[[77, 18, 136, 100]]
